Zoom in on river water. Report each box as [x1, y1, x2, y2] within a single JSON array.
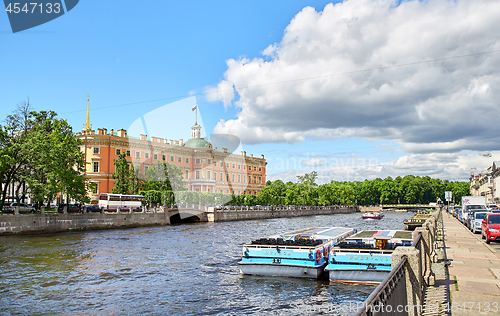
[[0, 212, 412, 315]]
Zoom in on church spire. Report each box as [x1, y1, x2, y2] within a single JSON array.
[[83, 95, 91, 131]]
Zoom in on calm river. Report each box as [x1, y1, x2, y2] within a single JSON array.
[[0, 212, 412, 315]]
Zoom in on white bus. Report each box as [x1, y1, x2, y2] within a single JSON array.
[[98, 193, 146, 212]]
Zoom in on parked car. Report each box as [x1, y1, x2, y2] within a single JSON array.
[[467, 209, 487, 230], [481, 213, 500, 244], [84, 204, 101, 213], [471, 211, 488, 233], [487, 204, 498, 211], [58, 204, 82, 213], [2, 202, 36, 214]]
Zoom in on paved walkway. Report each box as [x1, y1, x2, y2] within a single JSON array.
[[442, 212, 500, 315]]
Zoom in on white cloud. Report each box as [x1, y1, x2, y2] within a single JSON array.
[[268, 151, 499, 184], [207, 0, 500, 153], [300, 158, 329, 167]]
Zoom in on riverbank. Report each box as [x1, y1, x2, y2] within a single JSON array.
[[0, 206, 359, 235], [0, 212, 171, 235]]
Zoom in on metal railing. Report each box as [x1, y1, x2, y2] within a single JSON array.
[[354, 257, 408, 316]]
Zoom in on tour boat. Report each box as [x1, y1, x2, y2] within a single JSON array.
[[238, 227, 356, 279], [361, 212, 383, 220], [403, 213, 432, 231], [325, 230, 413, 284]]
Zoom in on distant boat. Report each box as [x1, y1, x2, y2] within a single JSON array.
[[325, 230, 413, 284], [238, 227, 356, 279], [361, 212, 383, 220]]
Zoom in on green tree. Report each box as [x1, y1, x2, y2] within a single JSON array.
[[1, 103, 91, 208], [112, 153, 136, 194]]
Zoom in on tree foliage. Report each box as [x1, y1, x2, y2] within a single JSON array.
[[1, 101, 91, 208], [226, 172, 470, 206]]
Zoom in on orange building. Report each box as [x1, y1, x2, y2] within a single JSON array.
[[76, 110, 267, 203]]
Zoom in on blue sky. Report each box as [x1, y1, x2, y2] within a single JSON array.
[[2, 0, 500, 183]]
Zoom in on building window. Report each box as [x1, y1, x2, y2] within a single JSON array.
[[232, 164, 235, 169], [259, 176, 262, 184], [195, 188, 199, 192], [135, 152, 140, 159], [259, 167, 262, 172], [153, 154, 158, 160], [196, 158, 201, 164], [208, 159, 211, 165], [214, 172, 217, 180], [232, 174, 235, 182], [93, 162, 99, 173], [162, 155, 166, 161], [202, 159, 206, 164], [220, 172, 223, 181], [170, 156, 174, 162], [186, 158, 189, 163], [248, 175, 252, 183], [93, 147, 99, 154], [196, 170, 200, 179], [226, 163, 229, 168], [254, 176, 257, 183], [185, 170, 189, 179], [238, 164, 241, 169], [214, 161, 217, 167], [126, 150, 131, 157], [226, 174, 229, 182], [226, 189, 229, 194], [178, 157, 182, 163], [248, 166, 251, 171], [145, 153, 149, 159], [116, 149, 120, 155], [220, 162, 223, 167], [254, 166, 257, 171], [207, 171, 211, 179], [238, 174, 241, 183], [92, 183, 98, 194]]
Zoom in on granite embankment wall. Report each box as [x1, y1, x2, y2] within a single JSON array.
[[0, 213, 170, 235], [208, 207, 358, 222], [0, 206, 359, 235]]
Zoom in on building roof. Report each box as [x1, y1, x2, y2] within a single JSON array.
[[184, 137, 209, 149]]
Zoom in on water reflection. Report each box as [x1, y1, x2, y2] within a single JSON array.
[[0, 212, 412, 315]]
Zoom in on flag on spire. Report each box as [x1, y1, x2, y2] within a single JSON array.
[[192, 104, 197, 111]]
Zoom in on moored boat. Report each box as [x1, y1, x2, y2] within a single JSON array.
[[238, 227, 356, 279], [404, 213, 432, 230], [325, 230, 413, 284], [361, 212, 383, 219]]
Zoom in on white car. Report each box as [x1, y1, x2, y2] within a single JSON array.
[[472, 211, 489, 233]]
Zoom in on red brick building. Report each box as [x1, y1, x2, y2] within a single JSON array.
[[76, 123, 267, 203]]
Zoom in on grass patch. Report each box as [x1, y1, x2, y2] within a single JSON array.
[[454, 276, 459, 291], [353, 231, 377, 238], [394, 231, 413, 239]]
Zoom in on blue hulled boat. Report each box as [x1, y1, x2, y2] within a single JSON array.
[[238, 227, 356, 279], [325, 230, 413, 284]]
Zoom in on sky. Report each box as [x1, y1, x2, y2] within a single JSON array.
[[1, 0, 500, 184]]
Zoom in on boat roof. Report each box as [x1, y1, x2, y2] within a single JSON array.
[[268, 227, 355, 241], [346, 230, 413, 241]]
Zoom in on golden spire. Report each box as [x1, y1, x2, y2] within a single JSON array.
[[83, 95, 90, 131]]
